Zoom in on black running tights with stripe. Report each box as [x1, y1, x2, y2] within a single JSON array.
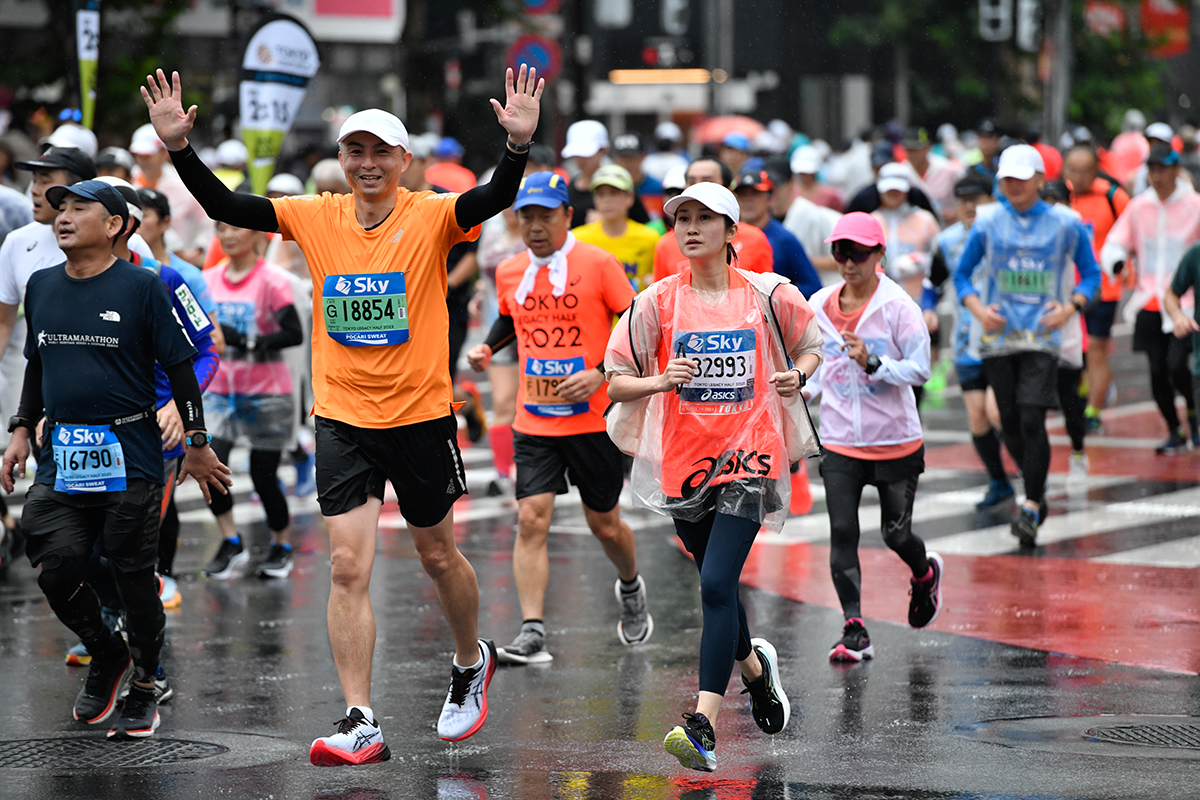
[[673, 510, 760, 696], [824, 470, 929, 620]]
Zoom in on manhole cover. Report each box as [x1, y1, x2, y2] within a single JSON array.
[[958, 714, 1200, 760], [1085, 724, 1200, 750], [0, 738, 227, 769]]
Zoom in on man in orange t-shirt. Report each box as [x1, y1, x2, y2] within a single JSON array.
[[142, 65, 545, 762], [1065, 144, 1130, 426], [652, 157, 774, 282], [465, 172, 649, 664]]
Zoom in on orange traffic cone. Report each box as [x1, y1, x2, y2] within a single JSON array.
[[789, 461, 814, 516]]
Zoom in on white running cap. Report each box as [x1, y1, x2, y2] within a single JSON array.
[[661, 164, 687, 191], [46, 123, 98, 159], [876, 161, 911, 194], [266, 173, 305, 196], [790, 144, 823, 175], [337, 109, 411, 152], [663, 181, 740, 224], [1145, 122, 1174, 142], [216, 139, 249, 167], [561, 119, 609, 159], [995, 144, 1045, 181], [129, 123, 165, 156]]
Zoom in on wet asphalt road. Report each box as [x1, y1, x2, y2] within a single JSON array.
[[1, 334, 1199, 799]]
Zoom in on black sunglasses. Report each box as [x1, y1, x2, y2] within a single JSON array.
[[832, 244, 881, 264]]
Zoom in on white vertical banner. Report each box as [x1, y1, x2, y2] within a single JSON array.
[[240, 13, 320, 195]]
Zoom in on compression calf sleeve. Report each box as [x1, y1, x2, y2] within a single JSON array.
[[972, 431, 1008, 482]]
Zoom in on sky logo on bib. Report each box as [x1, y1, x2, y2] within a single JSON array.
[[526, 357, 576, 377], [335, 277, 352, 294], [57, 427, 70, 446], [63, 428, 107, 446], [329, 276, 392, 296]]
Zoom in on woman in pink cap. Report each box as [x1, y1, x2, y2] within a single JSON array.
[[606, 182, 822, 771], [805, 211, 943, 663]]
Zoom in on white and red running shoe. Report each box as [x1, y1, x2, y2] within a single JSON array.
[[437, 639, 496, 742], [309, 708, 390, 766]]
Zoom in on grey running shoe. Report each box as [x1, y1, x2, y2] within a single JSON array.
[[496, 626, 552, 664], [614, 575, 654, 645], [256, 543, 293, 579]]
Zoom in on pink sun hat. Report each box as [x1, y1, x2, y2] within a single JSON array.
[[824, 211, 886, 247]]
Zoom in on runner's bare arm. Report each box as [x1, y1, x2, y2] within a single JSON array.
[[454, 65, 544, 230], [142, 70, 279, 233]]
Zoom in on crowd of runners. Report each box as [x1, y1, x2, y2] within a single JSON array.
[[0, 66, 1197, 772]]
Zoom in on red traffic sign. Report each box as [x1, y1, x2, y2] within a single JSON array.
[[506, 34, 561, 81]]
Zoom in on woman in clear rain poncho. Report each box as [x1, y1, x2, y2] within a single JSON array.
[[604, 182, 822, 772]]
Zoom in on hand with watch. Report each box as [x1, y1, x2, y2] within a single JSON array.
[[178, 428, 233, 503]]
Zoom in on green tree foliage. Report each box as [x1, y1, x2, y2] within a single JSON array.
[[1070, 3, 1168, 136]]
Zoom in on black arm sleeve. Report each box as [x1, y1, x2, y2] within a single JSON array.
[[165, 359, 206, 431], [169, 144, 280, 232], [16, 355, 43, 423], [483, 314, 516, 352], [255, 305, 304, 352], [929, 248, 950, 290], [454, 145, 529, 230]]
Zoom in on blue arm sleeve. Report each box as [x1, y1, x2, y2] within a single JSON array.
[[953, 225, 987, 300], [190, 331, 220, 394], [1071, 222, 1102, 303]]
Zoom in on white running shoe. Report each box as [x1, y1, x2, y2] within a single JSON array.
[[614, 575, 654, 645], [1066, 452, 1089, 496], [437, 639, 496, 742], [309, 708, 391, 766]]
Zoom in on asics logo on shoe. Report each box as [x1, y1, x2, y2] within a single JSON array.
[[353, 729, 375, 749]]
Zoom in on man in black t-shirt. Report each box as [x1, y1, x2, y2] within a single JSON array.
[[0, 180, 230, 739]]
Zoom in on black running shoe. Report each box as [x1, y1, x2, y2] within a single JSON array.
[[741, 638, 790, 734], [73, 654, 133, 724], [1156, 430, 1188, 455], [255, 543, 293, 579], [663, 712, 716, 772], [1012, 507, 1038, 548], [107, 684, 160, 739], [908, 552, 944, 628], [829, 618, 874, 662], [204, 537, 248, 579]]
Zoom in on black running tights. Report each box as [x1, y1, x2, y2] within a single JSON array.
[[824, 470, 929, 620], [206, 439, 290, 532], [1057, 366, 1087, 453], [1145, 336, 1193, 431], [673, 510, 760, 696], [994, 404, 1051, 504], [39, 554, 163, 681]]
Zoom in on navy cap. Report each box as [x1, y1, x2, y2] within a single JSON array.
[[513, 172, 570, 211], [15, 146, 96, 180], [1147, 141, 1180, 166], [434, 137, 465, 159], [45, 180, 130, 234]]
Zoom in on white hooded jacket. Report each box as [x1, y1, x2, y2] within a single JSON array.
[[807, 274, 930, 449]]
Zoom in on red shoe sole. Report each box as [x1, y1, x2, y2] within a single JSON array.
[[439, 644, 496, 742], [309, 740, 391, 766]]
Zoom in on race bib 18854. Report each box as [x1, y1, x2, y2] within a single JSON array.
[[323, 273, 408, 346]]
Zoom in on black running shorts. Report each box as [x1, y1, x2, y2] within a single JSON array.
[[23, 480, 164, 572], [314, 414, 466, 527], [513, 430, 624, 513]]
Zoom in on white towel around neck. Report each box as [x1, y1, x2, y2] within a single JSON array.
[[513, 232, 576, 306]]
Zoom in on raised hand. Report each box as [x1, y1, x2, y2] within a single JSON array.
[[140, 69, 197, 151], [490, 64, 545, 145]]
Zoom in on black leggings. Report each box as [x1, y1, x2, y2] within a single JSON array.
[[206, 439, 289, 532], [824, 469, 929, 620], [39, 553, 163, 681], [1057, 366, 1087, 452], [673, 510, 760, 696], [1145, 335, 1193, 430]]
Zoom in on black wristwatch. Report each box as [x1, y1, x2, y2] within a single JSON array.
[[792, 368, 807, 387], [186, 431, 212, 448], [6, 415, 33, 434], [1072, 298, 1086, 313], [864, 354, 882, 375]]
